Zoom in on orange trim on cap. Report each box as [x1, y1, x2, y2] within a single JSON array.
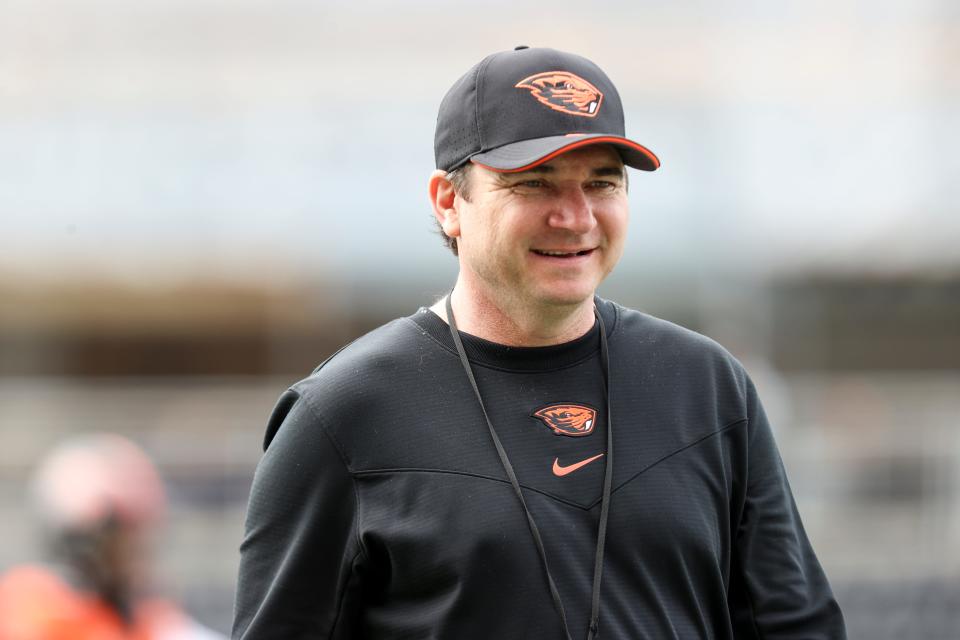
[[472, 136, 660, 173]]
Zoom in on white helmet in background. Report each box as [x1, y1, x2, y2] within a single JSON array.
[[31, 433, 167, 533]]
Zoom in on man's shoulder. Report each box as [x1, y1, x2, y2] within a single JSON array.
[[286, 308, 462, 417], [608, 300, 730, 352], [294, 312, 435, 394], [605, 299, 747, 379], [261, 311, 446, 450]]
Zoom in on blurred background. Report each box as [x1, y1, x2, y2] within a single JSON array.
[[1, 0, 957, 636]]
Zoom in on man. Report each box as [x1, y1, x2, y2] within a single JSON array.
[[233, 47, 846, 639], [0, 433, 224, 639]]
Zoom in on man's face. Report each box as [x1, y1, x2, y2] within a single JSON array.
[[454, 144, 629, 310]]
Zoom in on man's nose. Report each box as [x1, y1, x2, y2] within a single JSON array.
[[547, 186, 597, 235]]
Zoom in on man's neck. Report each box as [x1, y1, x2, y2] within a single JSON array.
[[428, 279, 596, 347]]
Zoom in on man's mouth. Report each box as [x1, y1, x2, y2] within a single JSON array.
[[531, 248, 595, 258]]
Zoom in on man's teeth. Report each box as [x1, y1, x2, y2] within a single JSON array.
[[534, 249, 586, 256]]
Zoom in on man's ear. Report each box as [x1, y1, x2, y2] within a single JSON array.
[[428, 170, 461, 240]]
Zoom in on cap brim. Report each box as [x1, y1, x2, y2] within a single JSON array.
[[470, 134, 659, 173]]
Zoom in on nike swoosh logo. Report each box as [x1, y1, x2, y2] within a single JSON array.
[[552, 453, 605, 477]]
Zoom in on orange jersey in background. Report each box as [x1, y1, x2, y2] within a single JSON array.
[[0, 565, 208, 640]]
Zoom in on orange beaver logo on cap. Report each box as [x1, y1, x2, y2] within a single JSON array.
[[515, 71, 604, 118], [532, 403, 597, 437]]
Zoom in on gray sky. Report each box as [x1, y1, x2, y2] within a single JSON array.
[[2, 0, 957, 284]]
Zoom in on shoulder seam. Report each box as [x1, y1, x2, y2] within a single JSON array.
[[295, 392, 368, 629], [309, 316, 425, 377], [311, 337, 362, 376]]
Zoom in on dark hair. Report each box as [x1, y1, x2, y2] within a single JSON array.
[[434, 163, 473, 256]]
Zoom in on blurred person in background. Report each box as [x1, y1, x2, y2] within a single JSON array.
[[0, 433, 223, 640], [234, 47, 845, 639]]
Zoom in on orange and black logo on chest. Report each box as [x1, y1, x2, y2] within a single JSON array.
[[532, 403, 598, 437]]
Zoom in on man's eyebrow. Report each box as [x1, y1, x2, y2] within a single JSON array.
[[525, 165, 555, 175], [592, 166, 626, 178]]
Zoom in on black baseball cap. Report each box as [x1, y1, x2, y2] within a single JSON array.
[[434, 46, 659, 173]]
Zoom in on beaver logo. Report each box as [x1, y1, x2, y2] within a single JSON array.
[[515, 71, 603, 118], [532, 403, 597, 437]]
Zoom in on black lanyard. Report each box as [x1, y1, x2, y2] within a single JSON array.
[[445, 295, 614, 640]]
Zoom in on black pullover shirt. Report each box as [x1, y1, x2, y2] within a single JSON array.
[[233, 298, 846, 639]]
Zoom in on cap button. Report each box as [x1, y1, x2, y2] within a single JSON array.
[[514, 45, 530, 50]]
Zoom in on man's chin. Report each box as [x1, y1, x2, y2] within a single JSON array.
[[529, 284, 598, 310]]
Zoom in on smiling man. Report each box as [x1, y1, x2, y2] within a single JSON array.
[[233, 47, 846, 640], [428, 145, 629, 345]]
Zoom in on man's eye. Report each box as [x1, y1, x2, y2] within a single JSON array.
[[590, 180, 617, 189], [516, 180, 545, 188]]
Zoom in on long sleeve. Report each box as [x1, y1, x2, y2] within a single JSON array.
[[232, 389, 364, 640], [729, 378, 846, 639]]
